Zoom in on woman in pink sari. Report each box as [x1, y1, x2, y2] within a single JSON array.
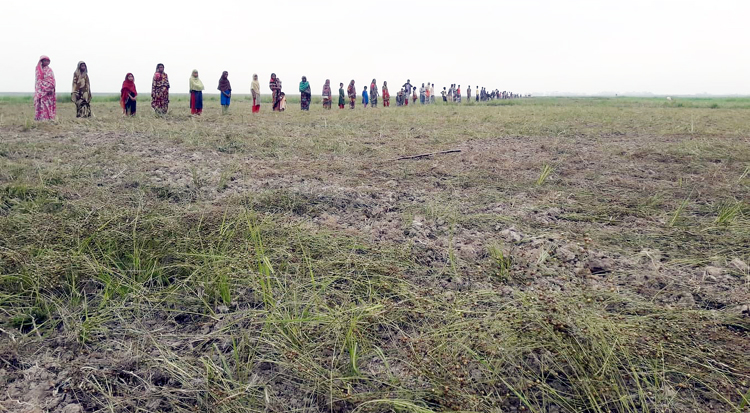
[[34, 56, 56, 121]]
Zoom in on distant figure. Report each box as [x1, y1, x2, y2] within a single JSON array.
[[251, 74, 261, 113], [189, 70, 204, 115], [370, 79, 378, 107], [476, 87, 479, 102], [338, 82, 346, 109], [382, 81, 390, 107], [455, 85, 461, 103], [430, 84, 435, 104], [396, 88, 404, 106], [425, 83, 431, 104], [218, 71, 231, 114], [120, 73, 137, 116], [441, 87, 447, 102], [347, 80, 356, 109], [299, 76, 311, 110], [269, 73, 282, 112], [412, 88, 417, 104], [322, 79, 332, 109], [71, 61, 91, 118], [447, 84, 453, 102], [151, 63, 170, 115], [419, 83, 425, 104], [467, 85, 471, 102], [402, 79, 413, 106], [362, 86, 369, 108]]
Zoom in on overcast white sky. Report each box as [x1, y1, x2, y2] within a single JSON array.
[[2, 0, 748, 95]]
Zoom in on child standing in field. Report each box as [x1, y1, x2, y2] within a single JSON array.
[[120, 73, 137, 116], [189, 70, 204, 115], [370, 79, 378, 107], [412, 88, 417, 104], [218, 71, 231, 114], [362, 86, 369, 108], [338, 83, 346, 109], [382, 81, 390, 107]]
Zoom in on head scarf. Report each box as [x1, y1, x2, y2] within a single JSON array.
[[251, 74, 260, 95], [218, 71, 231, 92], [299, 76, 310, 93], [189, 70, 204, 91], [121, 73, 137, 108], [36, 56, 51, 82], [322, 79, 331, 96], [72, 61, 90, 95]]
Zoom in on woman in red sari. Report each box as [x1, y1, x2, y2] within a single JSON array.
[[120, 73, 137, 116], [382, 81, 390, 107], [34, 56, 56, 121]]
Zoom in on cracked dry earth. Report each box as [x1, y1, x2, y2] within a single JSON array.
[[1, 100, 749, 412]]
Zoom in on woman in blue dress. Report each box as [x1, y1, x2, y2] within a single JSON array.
[[362, 86, 369, 108], [218, 71, 231, 114]]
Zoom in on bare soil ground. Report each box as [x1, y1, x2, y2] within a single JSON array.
[[1, 97, 749, 412]]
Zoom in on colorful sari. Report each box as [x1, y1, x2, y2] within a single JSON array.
[[370, 80, 378, 107], [270, 74, 282, 112], [120, 73, 137, 116], [71, 61, 91, 118], [299, 76, 311, 111], [322, 80, 332, 109], [382, 82, 390, 107], [34, 56, 56, 121], [347, 81, 356, 109], [151, 64, 170, 114]]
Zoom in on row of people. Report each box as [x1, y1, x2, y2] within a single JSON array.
[[32, 56, 520, 120]]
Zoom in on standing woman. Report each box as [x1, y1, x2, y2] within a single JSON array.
[[269, 73, 282, 111], [370, 79, 378, 107], [71, 61, 92, 118], [322, 79, 332, 109], [382, 81, 390, 107], [189, 70, 204, 115], [347, 80, 356, 109], [151, 63, 170, 114], [338, 82, 345, 109], [299, 76, 311, 111], [251, 73, 261, 113], [120, 73, 137, 116], [34, 55, 56, 121], [218, 71, 231, 114]]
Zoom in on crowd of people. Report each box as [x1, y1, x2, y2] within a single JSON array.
[[32, 56, 526, 121]]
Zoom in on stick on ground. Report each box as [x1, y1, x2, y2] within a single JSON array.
[[390, 149, 462, 161]]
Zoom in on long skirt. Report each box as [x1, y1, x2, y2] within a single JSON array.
[[221, 90, 231, 106], [34, 95, 56, 121], [322, 97, 331, 109], [301, 92, 311, 110], [190, 90, 203, 115], [151, 88, 169, 114], [349, 97, 355, 109], [74, 92, 91, 118], [252, 96, 260, 113], [371, 96, 377, 106], [272, 91, 282, 111], [124, 99, 136, 116]]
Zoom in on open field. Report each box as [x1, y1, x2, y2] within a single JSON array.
[[0, 97, 749, 412]]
